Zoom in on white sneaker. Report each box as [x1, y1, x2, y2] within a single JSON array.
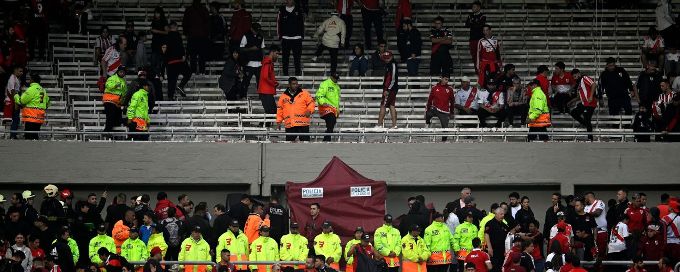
[[374, 125, 382, 129], [311, 56, 318, 62], [391, 126, 398, 129]]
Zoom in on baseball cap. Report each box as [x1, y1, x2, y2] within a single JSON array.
[[486, 77, 497, 85], [556, 211, 565, 217], [117, 66, 127, 72], [230, 220, 240, 227], [129, 226, 139, 233], [137, 70, 147, 77], [529, 79, 541, 86], [22, 190, 35, 200], [411, 224, 421, 231], [259, 225, 271, 231], [0, 194, 5, 203], [380, 51, 393, 61], [461, 76, 470, 82], [150, 247, 162, 256], [97, 224, 106, 232], [290, 222, 300, 229], [192, 226, 202, 232], [355, 227, 365, 233], [322, 221, 332, 228], [647, 224, 660, 231], [330, 72, 340, 80], [384, 214, 393, 222], [433, 212, 444, 220], [361, 234, 370, 241]]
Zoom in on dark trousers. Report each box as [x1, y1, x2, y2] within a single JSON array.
[[427, 264, 450, 272], [340, 14, 353, 48], [314, 45, 339, 74], [24, 122, 41, 140], [430, 51, 452, 76], [606, 250, 628, 272], [321, 114, 336, 142], [294, 0, 309, 15], [103, 103, 122, 132], [553, 92, 572, 113], [187, 37, 210, 74], [478, 108, 507, 127], [528, 127, 549, 141], [386, 268, 399, 272], [151, 52, 166, 77], [285, 126, 310, 141], [361, 8, 384, 50], [425, 108, 450, 141], [570, 104, 595, 140], [28, 20, 48, 60], [165, 245, 180, 261], [259, 94, 277, 114], [490, 255, 504, 272], [507, 104, 528, 126], [242, 66, 261, 98], [607, 96, 633, 115], [228, 40, 242, 55], [167, 62, 192, 100], [127, 123, 149, 141], [281, 39, 302, 76], [10, 108, 20, 139], [407, 58, 420, 76]]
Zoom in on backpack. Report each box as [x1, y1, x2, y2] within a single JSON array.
[[163, 218, 183, 247]]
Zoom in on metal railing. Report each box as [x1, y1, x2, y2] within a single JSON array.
[[128, 260, 305, 269]]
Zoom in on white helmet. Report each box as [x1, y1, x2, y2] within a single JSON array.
[[44, 184, 59, 198]]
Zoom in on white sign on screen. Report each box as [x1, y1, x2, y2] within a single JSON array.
[[302, 188, 324, 198], [350, 186, 372, 197]]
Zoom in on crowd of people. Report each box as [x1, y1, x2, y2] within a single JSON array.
[[0, 186, 679, 272]]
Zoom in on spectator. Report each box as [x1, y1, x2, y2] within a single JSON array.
[[454, 76, 480, 115], [430, 16, 453, 76], [335, 0, 354, 49], [655, 79, 677, 137], [534, 65, 550, 100], [163, 21, 191, 100], [518, 240, 535, 272], [159, 207, 184, 261], [662, 199, 680, 263], [465, 238, 492, 272], [101, 37, 128, 77], [497, 63, 520, 93], [583, 192, 607, 259], [314, 222, 342, 270], [98, 247, 133, 272], [637, 63, 664, 111], [316, 73, 342, 142], [244, 203, 270, 243], [655, 0, 678, 49], [276, 77, 316, 142], [105, 193, 129, 234], [551, 62, 575, 114], [358, 0, 384, 50], [549, 222, 570, 258], [139, 213, 154, 243], [229, 194, 252, 229], [28, 0, 48, 61], [209, 2, 227, 61], [240, 23, 265, 98], [396, 19, 422, 76], [608, 214, 630, 261], [610, 190, 630, 229], [28, 236, 45, 262], [257, 45, 280, 115], [5, 233, 32, 272], [265, 197, 288, 243], [527, 79, 551, 141], [219, 49, 244, 100], [126, 79, 150, 141], [6, 66, 23, 140], [394, 0, 411, 30], [641, 26, 665, 68], [565, 68, 596, 140], [228, 0, 252, 55], [661, 95, 680, 141], [633, 105, 653, 142], [506, 77, 527, 127], [666, 47, 680, 79], [8, 22, 28, 69], [639, 223, 664, 263], [212, 204, 231, 240], [13, 73, 49, 140], [150, 7, 168, 76], [425, 73, 455, 141], [657, 193, 671, 218], [659, 257, 674, 272], [466, 1, 486, 70], [571, 200, 596, 261], [377, 51, 399, 128], [182, 0, 210, 74], [217, 249, 236, 272], [349, 44, 369, 76], [476, 24, 501, 89], [122, 21, 137, 66], [186, 203, 214, 248], [277, 0, 305, 76], [369, 40, 387, 76], [445, 188, 472, 213], [2, 249, 25, 272], [154, 192, 183, 221], [515, 197, 535, 233], [504, 252, 524, 272], [312, 11, 346, 75], [134, 31, 148, 68], [545, 240, 564, 271], [625, 255, 647, 272], [599, 57, 637, 115], [476, 77, 506, 128], [484, 207, 508, 271], [52, 228, 75, 272], [568, 256, 588, 272], [508, 192, 521, 219], [626, 193, 649, 257], [313, 254, 338, 272], [179, 226, 212, 272]]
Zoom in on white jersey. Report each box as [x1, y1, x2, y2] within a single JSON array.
[[511, 205, 521, 219], [608, 221, 629, 253], [663, 212, 680, 244], [585, 199, 607, 231]]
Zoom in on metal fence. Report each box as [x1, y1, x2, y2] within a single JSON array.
[[128, 260, 305, 269]]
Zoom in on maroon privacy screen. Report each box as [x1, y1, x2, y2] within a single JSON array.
[[285, 156, 386, 243]]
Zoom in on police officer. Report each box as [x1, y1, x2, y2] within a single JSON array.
[[103, 66, 128, 133], [121, 226, 147, 264], [249, 226, 279, 272], [89, 224, 116, 265], [424, 212, 455, 272], [279, 222, 308, 272], [484, 208, 509, 272], [454, 212, 479, 270], [344, 227, 365, 272], [216, 220, 249, 272], [313, 221, 341, 271], [374, 215, 401, 272], [402, 225, 431, 272], [179, 226, 211, 272]]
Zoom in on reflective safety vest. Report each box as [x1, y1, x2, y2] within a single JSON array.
[[147, 233, 168, 259], [401, 234, 430, 272], [374, 224, 402, 268], [314, 232, 342, 270], [216, 230, 249, 271], [453, 222, 479, 260], [104, 74, 127, 107], [276, 88, 316, 128], [14, 83, 49, 124], [121, 238, 148, 262], [126, 89, 150, 131], [424, 221, 454, 265], [528, 86, 551, 128], [179, 237, 212, 272], [315, 79, 341, 118], [249, 236, 279, 272], [279, 233, 309, 270], [89, 234, 115, 264]]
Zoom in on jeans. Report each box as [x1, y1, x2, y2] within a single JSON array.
[[281, 39, 302, 76], [478, 108, 507, 127], [314, 45, 339, 74], [259, 94, 276, 114], [242, 66, 261, 99], [553, 92, 572, 113], [607, 95, 632, 115], [10, 108, 20, 139], [187, 37, 210, 74], [361, 8, 384, 50], [350, 57, 368, 76], [167, 62, 192, 100], [429, 50, 452, 76], [321, 114, 336, 142], [570, 104, 595, 140], [285, 126, 310, 141], [507, 104, 528, 126], [24, 122, 41, 140], [103, 103, 122, 132], [406, 58, 420, 76]]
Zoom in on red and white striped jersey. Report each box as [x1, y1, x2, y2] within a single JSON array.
[[102, 47, 121, 76], [662, 212, 680, 244], [336, 0, 354, 15], [643, 35, 665, 50], [477, 37, 499, 62], [578, 75, 597, 107], [653, 92, 676, 118]]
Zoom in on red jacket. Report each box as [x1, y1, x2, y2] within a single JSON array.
[[426, 83, 455, 114], [625, 205, 648, 233], [549, 233, 570, 255], [638, 233, 665, 260], [258, 56, 278, 95], [395, 0, 412, 29], [230, 9, 252, 42], [154, 199, 184, 221]]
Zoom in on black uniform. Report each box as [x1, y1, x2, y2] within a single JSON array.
[[266, 203, 289, 243], [429, 27, 453, 76], [485, 218, 509, 272], [599, 67, 634, 115]]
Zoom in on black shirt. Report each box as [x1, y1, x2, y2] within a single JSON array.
[[599, 67, 633, 99], [520, 252, 536, 272], [150, 18, 168, 52], [485, 218, 509, 253], [465, 11, 486, 40], [570, 212, 597, 234], [515, 208, 535, 233], [228, 202, 250, 229], [636, 70, 663, 104], [266, 203, 289, 243]]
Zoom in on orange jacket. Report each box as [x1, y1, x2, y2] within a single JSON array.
[[244, 214, 271, 244], [276, 88, 316, 128], [112, 220, 130, 254], [258, 56, 277, 95]]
